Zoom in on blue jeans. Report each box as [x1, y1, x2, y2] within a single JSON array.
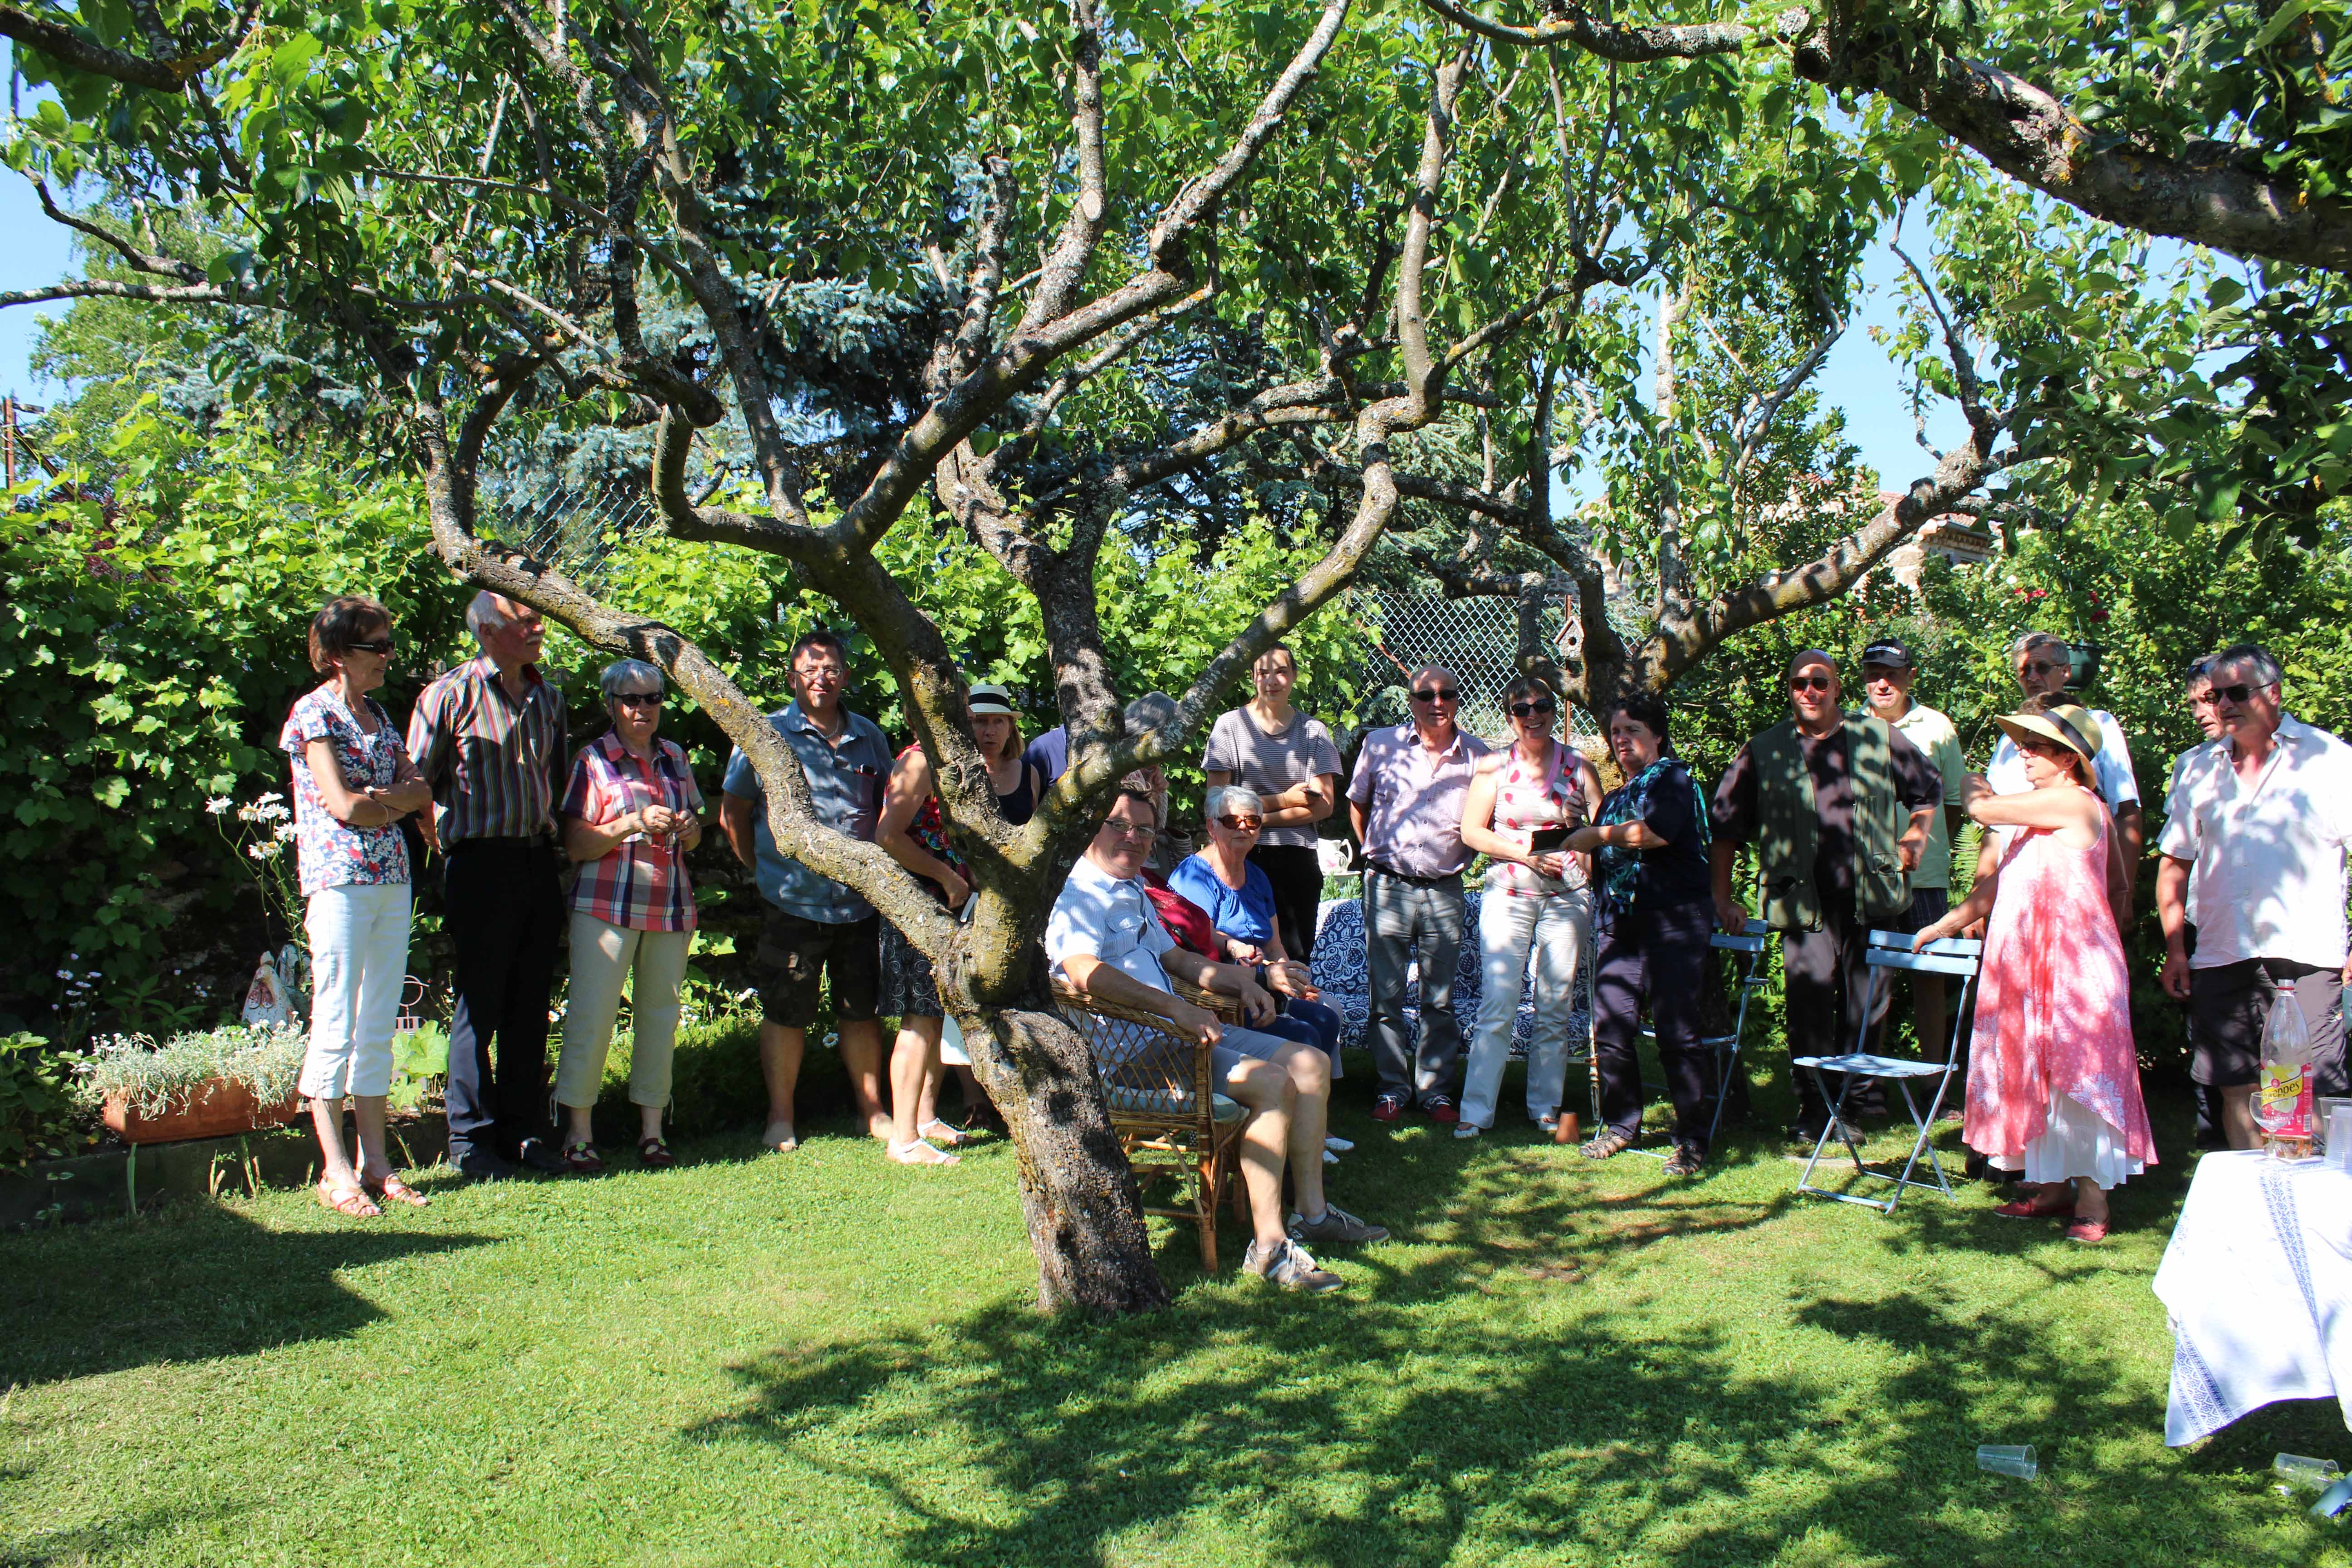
[[1260, 995, 1346, 1080]]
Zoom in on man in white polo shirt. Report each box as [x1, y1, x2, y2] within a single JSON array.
[[2158, 643, 2352, 1149], [1986, 632, 2144, 909], [1047, 785, 1387, 1293]]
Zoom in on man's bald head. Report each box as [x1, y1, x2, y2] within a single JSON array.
[[1787, 648, 1838, 683]]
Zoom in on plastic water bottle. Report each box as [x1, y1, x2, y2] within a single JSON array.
[[2258, 981, 2317, 1159]]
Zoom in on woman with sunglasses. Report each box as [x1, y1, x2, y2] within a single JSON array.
[[1454, 675, 1602, 1137], [1168, 786, 1349, 1081], [553, 659, 706, 1174], [281, 595, 434, 1217], [1915, 704, 2153, 1242]]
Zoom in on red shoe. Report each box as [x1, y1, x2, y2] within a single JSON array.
[[1993, 1193, 2075, 1220], [1422, 1095, 1460, 1124], [2064, 1216, 2109, 1244], [1371, 1093, 1406, 1123]]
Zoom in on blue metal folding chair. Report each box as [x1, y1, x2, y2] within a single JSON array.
[[1794, 929, 1984, 1214], [1703, 919, 1776, 1146], [1598, 918, 1777, 1155]]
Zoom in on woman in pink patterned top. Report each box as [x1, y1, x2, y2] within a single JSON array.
[[1455, 675, 1603, 1136], [282, 595, 434, 1218], [1915, 703, 2154, 1243], [553, 659, 706, 1173]]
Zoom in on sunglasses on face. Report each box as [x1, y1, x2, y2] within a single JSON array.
[[1509, 700, 1557, 719], [346, 639, 395, 656], [1789, 675, 1834, 693], [612, 691, 662, 709], [1409, 687, 1459, 705], [1215, 814, 1264, 832], [1101, 820, 1156, 842], [2019, 660, 2067, 679], [2211, 683, 2270, 705]]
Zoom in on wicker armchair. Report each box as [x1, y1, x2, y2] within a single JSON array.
[[1050, 975, 1251, 1270]]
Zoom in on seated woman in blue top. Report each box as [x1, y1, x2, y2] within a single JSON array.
[[1168, 786, 1349, 1083]]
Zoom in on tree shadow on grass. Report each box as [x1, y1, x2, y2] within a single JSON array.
[[0, 1202, 492, 1387], [677, 1138, 2327, 1568]]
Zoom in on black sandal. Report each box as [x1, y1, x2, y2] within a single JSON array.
[[637, 1136, 675, 1170]]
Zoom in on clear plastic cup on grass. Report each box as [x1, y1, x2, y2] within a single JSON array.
[[2275, 1454, 2344, 1492], [1976, 1443, 2038, 1479]]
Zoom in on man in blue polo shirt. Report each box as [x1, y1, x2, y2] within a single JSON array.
[[720, 630, 895, 1153]]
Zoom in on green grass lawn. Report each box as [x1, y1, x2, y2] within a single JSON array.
[[3, 1055, 2346, 1567]]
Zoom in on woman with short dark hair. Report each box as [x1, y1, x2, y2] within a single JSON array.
[[1563, 692, 1718, 1174], [283, 594, 434, 1216]]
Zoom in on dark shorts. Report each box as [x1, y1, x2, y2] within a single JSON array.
[[877, 916, 941, 1020], [755, 907, 881, 1029], [1893, 885, 1950, 933], [2189, 957, 2345, 1088]]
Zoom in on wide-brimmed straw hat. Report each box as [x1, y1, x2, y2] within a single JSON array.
[[967, 682, 1017, 717], [1994, 703, 2103, 769]]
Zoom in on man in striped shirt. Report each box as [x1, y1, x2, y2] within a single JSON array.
[[408, 591, 570, 1180]]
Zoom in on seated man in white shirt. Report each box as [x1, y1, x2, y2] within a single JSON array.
[[2158, 643, 2352, 1148], [1047, 786, 1387, 1293]]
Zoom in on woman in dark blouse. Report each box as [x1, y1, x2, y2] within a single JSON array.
[[1562, 691, 1719, 1174]]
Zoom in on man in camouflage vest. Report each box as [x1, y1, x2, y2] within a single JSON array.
[[1710, 649, 1943, 1143]]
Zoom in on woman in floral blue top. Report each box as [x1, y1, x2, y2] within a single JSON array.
[[1560, 691, 1719, 1175], [281, 595, 434, 1218]]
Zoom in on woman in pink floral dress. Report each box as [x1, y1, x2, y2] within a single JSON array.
[[1915, 704, 2154, 1243]]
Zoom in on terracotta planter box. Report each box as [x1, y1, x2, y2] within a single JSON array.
[[102, 1080, 303, 1146]]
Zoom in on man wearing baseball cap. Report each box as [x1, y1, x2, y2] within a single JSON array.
[[1859, 637, 1968, 1066]]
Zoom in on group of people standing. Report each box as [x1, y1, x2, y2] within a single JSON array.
[[283, 590, 713, 1215], [278, 587, 2350, 1268]]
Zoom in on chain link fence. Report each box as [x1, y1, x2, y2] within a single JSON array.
[[481, 472, 657, 583], [1348, 586, 1593, 746]]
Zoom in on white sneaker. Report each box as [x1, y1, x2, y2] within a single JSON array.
[[1242, 1237, 1344, 1293], [1453, 1123, 1484, 1139], [1323, 1135, 1355, 1152], [1323, 1148, 1339, 1164]]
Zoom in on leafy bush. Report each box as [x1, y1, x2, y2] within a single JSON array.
[[0, 1033, 98, 1170], [0, 396, 472, 1033], [76, 1023, 308, 1118]]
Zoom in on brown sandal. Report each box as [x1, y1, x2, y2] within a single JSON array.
[[363, 1175, 431, 1209], [318, 1179, 382, 1219]]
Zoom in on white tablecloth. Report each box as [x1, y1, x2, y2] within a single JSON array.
[[2155, 1150, 2352, 1446]]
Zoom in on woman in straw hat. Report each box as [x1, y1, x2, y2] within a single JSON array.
[[873, 682, 1039, 1164], [1915, 702, 2155, 1242]]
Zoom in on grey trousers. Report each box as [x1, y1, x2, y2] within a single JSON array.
[[1363, 867, 1467, 1102]]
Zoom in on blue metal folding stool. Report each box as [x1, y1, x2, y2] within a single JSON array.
[[1793, 929, 1984, 1214]]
